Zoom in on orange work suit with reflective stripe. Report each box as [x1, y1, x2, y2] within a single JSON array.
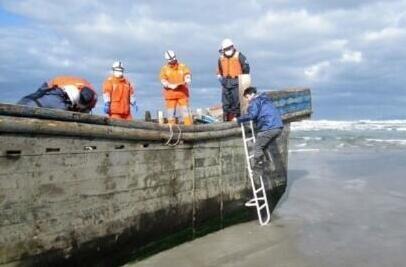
[[159, 63, 190, 100], [103, 76, 134, 120], [159, 63, 192, 125]]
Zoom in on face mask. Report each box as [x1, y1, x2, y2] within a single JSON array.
[[224, 49, 235, 57], [168, 59, 178, 66], [113, 70, 123, 78]]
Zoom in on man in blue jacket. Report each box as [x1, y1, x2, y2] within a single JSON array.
[[236, 87, 283, 172]]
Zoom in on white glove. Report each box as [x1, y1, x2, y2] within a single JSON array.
[[161, 79, 170, 88], [168, 83, 178, 90], [184, 74, 191, 85], [130, 95, 136, 105]]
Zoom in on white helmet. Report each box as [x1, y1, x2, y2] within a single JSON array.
[[164, 50, 177, 62], [112, 60, 124, 71], [62, 85, 80, 105], [221, 38, 234, 50]]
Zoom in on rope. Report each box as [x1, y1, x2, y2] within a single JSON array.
[[165, 124, 174, 145], [165, 124, 182, 146]]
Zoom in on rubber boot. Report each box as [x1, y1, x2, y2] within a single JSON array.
[[227, 113, 236, 121], [183, 116, 193, 126], [223, 112, 229, 122]]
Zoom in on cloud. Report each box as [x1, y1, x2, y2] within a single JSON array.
[[363, 27, 406, 42], [0, 0, 406, 119], [248, 9, 333, 40], [304, 61, 331, 80], [340, 50, 363, 63]]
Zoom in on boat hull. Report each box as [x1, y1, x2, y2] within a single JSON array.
[[0, 125, 290, 266]]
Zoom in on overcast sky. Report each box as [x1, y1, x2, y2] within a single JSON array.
[[0, 0, 405, 119]]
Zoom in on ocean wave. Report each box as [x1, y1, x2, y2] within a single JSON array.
[[295, 143, 308, 147], [365, 139, 406, 145], [289, 148, 320, 153], [301, 136, 323, 141], [291, 120, 406, 132]]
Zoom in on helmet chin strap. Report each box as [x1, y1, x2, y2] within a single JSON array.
[[168, 59, 178, 67]]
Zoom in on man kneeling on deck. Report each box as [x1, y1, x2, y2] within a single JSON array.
[[236, 87, 283, 174], [17, 76, 97, 113]]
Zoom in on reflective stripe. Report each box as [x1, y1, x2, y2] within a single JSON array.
[[179, 105, 190, 118], [166, 108, 175, 119]]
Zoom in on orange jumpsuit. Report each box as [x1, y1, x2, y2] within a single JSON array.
[[103, 75, 135, 120], [159, 62, 192, 125]]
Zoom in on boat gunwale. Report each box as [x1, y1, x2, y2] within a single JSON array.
[[0, 88, 311, 141]]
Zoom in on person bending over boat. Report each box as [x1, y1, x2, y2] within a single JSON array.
[[236, 87, 283, 173], [17, 76, 98, 113]]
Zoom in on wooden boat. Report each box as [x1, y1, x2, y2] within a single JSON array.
[[0, 88, 311, 266]]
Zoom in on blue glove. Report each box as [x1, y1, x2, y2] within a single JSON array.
[[132, 101, 138, 113], [103, 102, 110, 114]]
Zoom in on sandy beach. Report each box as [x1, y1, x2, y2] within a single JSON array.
[[126, 149, 406, 267]]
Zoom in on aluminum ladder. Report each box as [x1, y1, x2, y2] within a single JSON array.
[[241, 120, 271, 226]]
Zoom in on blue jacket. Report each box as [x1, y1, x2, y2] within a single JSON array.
[[18, 86, 71, 110], [237, 93, 283, 132]]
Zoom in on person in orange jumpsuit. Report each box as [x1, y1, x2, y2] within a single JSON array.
[[159, 50, 193, 125], [102, 61, 136, 120], [18, 75, 97, 113]]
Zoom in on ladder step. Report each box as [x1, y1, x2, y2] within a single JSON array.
[[241, 121, 270, 226], [259, 203, 267, 210], [255, 187, 264, 194], [245, 197, 266, 208], [245, 199, 257, 207]]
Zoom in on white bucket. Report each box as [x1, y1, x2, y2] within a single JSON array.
[[239, 74, 251, 90]]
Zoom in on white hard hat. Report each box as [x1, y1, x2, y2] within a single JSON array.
[[112, 61, 124, 71], [62, 85, 80, 105], [221, 38, 234, 50], [164, 50, 177, 61]]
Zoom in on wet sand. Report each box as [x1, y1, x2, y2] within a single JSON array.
[[125, 150, 406, 267]]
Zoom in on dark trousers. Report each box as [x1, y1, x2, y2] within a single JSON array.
[[254, 128, 283, 162], [222, 86, 240, 120]]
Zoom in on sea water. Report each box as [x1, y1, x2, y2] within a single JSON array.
[[128, 120, 406, 267], [290, 120, 406, 152]]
